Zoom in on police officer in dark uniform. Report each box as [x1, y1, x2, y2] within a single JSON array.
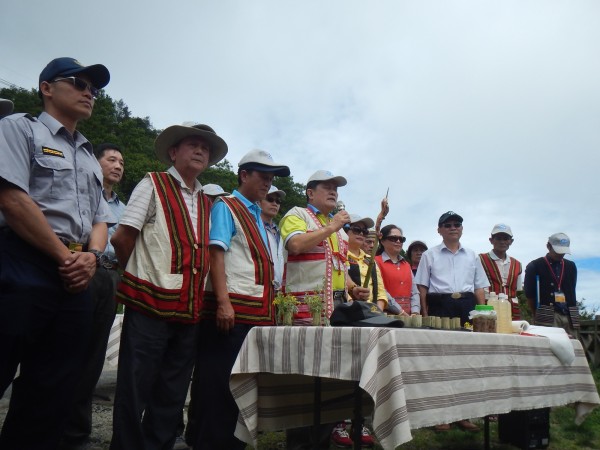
[[0, 57, 113, 450]]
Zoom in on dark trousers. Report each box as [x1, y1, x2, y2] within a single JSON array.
[[190, 321, 252, 450], [109, 308, 198, 450], [61, 267, 120, 446], [427, 292, 476, 326], [0, 233, 92, 450]]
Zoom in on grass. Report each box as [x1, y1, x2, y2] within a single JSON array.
[[249, 369, 600, 450]]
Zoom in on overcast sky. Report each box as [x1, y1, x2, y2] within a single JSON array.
[[1, 0, 599, 312]]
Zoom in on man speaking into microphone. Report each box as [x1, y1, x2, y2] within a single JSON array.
[[281, 170, 369, 323], [280, 171, 372, 449]]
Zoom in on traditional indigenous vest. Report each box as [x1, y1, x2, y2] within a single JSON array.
[[283, 206, 348, 324], [117, 172, 210, 323], [202, 196, 275, 326], [479, 253, 522, 319]]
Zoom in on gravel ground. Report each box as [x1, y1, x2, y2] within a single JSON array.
[[0, 364, 119, 449]]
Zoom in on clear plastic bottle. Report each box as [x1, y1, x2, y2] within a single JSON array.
[[487, 292, 499, 310], [496, 293, 512, 334]]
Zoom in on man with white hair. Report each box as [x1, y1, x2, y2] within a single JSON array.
[[479, 223, 523, 319], [524, 233, 579, 335], [110, 123, 228, 449]]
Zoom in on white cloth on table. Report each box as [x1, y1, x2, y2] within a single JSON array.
[[525, 325, 575, 366]]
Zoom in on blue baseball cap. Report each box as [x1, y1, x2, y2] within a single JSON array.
[[39, 57, 110, 89]]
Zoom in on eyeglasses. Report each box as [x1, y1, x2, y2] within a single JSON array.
[[265, 196, 281, 204], [51, 77, 99, 98], [346, 226, 369, 236], [385, 236, 406, 243], [441, 222, 462, 229]]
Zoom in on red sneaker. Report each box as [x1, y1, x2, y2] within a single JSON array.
[[360, 425, 375, 447], [331, 422, 353, 448]]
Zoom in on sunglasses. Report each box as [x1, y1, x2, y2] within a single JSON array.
[[51, 77, 99, 98], [385, 236, 406, 243], [493, 235, 513, 241], [346, 226, 369, 236], [265, 196, 281, 204], [441, 222, 463, 229]]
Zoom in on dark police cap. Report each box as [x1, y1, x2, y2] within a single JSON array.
[[330, 301, 404, 328], [39, 57, 110, 89]]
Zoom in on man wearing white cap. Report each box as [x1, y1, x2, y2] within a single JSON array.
[[479, 224, 523, 319], [109, 123, 228, 449], [202, 183, 229, 199], [191, 149, 290, 450], [280, 170, 371, 449], [524, 233, 579, 335], [281, 170, 360, 325], [260, 185, 286, 290]]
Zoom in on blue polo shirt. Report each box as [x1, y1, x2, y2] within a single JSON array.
[[209, 190, 268, 251]]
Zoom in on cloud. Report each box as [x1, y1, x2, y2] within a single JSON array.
[[1, 0, 599, 301]]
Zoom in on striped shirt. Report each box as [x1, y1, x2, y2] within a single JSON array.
[[120, 166, 203, 237]]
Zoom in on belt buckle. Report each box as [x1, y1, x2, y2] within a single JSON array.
[[451, 292, 461, 299], [68, 242, 84, 252]]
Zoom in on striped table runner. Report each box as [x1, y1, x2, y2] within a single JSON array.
[[105, 313, 124, 366], [230, 326, 600, 450]]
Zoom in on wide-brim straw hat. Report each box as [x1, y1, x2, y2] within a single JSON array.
[[155, 124, 228, 166]]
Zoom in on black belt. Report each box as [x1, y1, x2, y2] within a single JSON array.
[[427, 292, 473, 300]]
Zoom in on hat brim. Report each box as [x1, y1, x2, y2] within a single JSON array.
[[350, 217, 375, 229], [239, 163, 290, 177], [268, 189, 286, 199], [551, 245, 571, 255], [439, 214, 463, 226], [316, 175, 347, 187], [155, 125, 228, 166], [62, 64, 110, 89]]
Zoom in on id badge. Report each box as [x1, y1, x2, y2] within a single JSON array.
[[554, 291, 566, 303]]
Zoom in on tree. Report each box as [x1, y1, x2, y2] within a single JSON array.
[[0, 87, 306, 205]]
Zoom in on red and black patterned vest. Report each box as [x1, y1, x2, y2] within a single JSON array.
[[117, 172, 211, 323]]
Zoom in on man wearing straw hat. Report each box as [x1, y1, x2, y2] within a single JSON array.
[[109, 123, 228, 449]]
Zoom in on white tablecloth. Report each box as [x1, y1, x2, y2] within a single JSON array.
[[230, 326, 600, 450]]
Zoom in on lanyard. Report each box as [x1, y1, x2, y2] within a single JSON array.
[[543, 257, 564, 291]]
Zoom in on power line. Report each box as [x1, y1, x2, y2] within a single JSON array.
[[0, 77, 26, 90]]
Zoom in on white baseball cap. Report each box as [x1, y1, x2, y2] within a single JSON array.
[[267, 185, 286, 199], [548, 232, 571, 254], [203, 184, 229, 197], [307, 170, 347, 187], [491, 223, 513, 237], [238, 149, 290, 177]]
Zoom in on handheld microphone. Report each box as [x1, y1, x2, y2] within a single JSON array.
[[336, 201, 345, 212]]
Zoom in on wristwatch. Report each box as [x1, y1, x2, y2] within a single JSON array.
[[88, 249, 107, 268]]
